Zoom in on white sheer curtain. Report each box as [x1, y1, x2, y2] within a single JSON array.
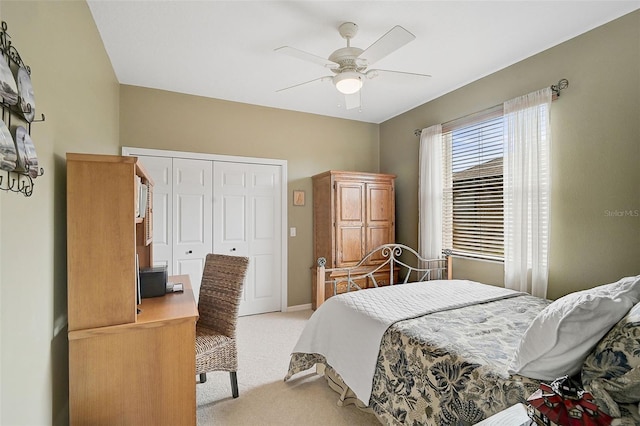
[[503, 87, 552, 298], [418, 124, 443, 260]]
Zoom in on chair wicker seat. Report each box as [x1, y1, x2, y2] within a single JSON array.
[[195, 327, 235, 369], [195, 253, 249, 398]]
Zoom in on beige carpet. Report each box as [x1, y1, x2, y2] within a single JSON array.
[[196, 309, 380, 425]]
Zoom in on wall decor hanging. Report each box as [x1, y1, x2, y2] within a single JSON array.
[[293, 190, 305, 206], [0, 20, 45, 197]]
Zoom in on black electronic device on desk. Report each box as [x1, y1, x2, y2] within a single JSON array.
[[139, 266, 168, 298]]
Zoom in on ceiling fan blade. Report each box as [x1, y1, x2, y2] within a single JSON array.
[[274, 46, 338, 69], [358, 25, 415, 66], [276, 76, 332, 92], [344, 92, 360, 110], [366, 69, 432, 79]]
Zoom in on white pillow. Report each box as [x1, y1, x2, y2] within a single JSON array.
[[508, 275, 640, 380]]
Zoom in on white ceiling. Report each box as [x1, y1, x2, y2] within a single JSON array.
[[87, 1, 639, 124]]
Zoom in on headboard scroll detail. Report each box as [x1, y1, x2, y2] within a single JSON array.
[[315, 243, 451, 309]]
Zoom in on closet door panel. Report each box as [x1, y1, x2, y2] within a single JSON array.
[[214, 162, 282, 316], [253, 255, 274, 299], [173, 158, 213, 302], [221, 195, 246, 242], [251, 195, 276, 302], [176, 194, 207, 242], [138, 156, 173, 271]]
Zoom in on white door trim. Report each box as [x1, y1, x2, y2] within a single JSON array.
[[122, 146, 288, 312]]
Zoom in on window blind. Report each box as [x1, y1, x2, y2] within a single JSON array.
[[442, 106, 504, 260]]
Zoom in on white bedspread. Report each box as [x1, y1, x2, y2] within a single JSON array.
[[292, 280, 524, 404]]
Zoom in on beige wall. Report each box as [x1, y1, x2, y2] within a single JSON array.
[[119, 86, 380, 307], [0, 1, 120, 424], [380, 10, 640, 300]]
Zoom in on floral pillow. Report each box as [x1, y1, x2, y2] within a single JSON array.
[[581, 301, 640, 418]]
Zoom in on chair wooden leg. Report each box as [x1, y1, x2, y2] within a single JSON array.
[[230, 371, 238, 398], [199, 373, 207, 384]]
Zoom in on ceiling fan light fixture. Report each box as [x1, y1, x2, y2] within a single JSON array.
[[334, 72, 363, 94]]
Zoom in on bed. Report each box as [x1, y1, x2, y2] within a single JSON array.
[[285, 244, 640, 425]]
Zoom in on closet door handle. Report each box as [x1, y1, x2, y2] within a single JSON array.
[[187, 250, 193, 254], [231, 248, 236, 252]]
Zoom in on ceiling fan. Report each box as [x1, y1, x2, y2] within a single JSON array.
[[275, 22, 430, 110]]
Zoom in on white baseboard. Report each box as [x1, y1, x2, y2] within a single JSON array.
[[285, 303, 312, 312]]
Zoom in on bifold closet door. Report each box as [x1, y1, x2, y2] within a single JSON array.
[[173, 158, 213, 302], [213, 162, 282, 316], [137, 154, 283, 314]]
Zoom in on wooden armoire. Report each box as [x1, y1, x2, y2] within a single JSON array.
[[312, 170, 396, 308]]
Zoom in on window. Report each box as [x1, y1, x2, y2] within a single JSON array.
[[442, 106, 505, 261]]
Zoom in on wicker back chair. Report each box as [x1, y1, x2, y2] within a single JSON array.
[[195, 253, 249, 398]]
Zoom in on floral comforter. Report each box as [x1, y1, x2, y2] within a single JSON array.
[[288, 294, 550, 425]]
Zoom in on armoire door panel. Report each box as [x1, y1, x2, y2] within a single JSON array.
[[336, 183, 364, 223], [337, 227, 365, 265], [367, 184, 393, 223], [366, 226, 394, 262]]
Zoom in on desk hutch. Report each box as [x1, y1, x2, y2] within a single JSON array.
[[66, 153, 198, 425]]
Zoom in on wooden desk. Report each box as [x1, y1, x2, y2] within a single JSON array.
[[68, 275, 198, 426]]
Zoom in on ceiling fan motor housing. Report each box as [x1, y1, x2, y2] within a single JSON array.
[[328, 47, 366, 73]]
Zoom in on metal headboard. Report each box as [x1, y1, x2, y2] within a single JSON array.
[[315, 244, 451, 308]]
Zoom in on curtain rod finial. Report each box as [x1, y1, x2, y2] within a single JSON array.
[[551, 78, 569, 96]]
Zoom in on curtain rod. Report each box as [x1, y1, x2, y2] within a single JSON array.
[[413, 78, 569, 137]]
